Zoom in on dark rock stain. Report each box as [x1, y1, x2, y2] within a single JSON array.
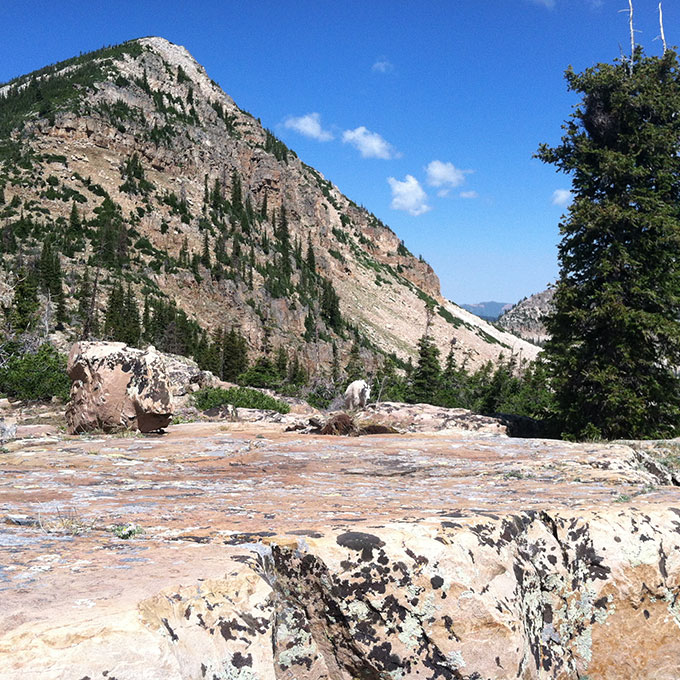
[[231, 652, 252, 669], [161, 617, 178, 642], [430, 575, 444, 589], [336, 531, 385, 561]]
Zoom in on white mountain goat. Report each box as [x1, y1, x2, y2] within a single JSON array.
[[344, 379, 371, 410]]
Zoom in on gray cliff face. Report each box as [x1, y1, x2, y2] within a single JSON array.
[[2, 37, 539, 371], [497, 288, 556, 345]]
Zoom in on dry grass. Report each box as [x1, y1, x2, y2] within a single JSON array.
[[37, 506, 95, 536]]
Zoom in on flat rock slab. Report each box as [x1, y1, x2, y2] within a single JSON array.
[[1, 423, 679, 678]]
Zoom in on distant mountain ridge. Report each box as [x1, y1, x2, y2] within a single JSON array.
[[460, 301, 513, 321]]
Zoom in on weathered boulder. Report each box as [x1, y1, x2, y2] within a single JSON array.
[[65, 342, 173, 433], [161, 352, 217, 398], [356, 401, 510, 436]]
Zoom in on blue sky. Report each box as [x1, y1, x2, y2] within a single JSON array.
[[0, 1, 675, 304]]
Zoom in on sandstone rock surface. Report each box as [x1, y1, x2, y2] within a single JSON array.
[[65, 341, 173, 433], [1, 423, 679, 678], [357, 401, 511, 436]]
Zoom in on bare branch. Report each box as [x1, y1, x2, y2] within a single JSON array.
[[629, 0, 635, 70], [659, 2, 667, 52]]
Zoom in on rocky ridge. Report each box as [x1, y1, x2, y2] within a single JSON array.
[[0, 37, 539, 372], [497, 288, 555, 346]]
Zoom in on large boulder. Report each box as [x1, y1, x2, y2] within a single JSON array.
[[161, 352, 218, 398], [65, 342, 173, 434]]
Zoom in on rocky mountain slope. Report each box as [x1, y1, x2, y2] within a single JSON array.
[[497, 287, 555, 346], [0, 37, 539, 373]]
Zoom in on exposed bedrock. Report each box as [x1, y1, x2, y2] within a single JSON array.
[[135, 510, 679, 680], [2, 427, 679, 678], [10, 510, 676, 680]]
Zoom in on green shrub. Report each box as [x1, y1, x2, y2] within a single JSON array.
[[237, 357, 281, 389], [0, 344, 70, 401], [305, 381, 338, 410], [192, 386, 290, 414]]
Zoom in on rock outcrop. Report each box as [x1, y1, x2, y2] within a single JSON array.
[[358, 401, 511, 436], [65, 341, 173, 433], [2, 423, 679, 678], [497, 288, 555, 345], [161, 351, 218, 398], [287, 402, 515, 437]]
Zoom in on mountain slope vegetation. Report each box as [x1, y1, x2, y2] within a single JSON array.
[[0, 37, 539, 387]]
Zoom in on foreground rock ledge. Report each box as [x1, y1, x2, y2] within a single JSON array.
[[1, 424, 679, 679]]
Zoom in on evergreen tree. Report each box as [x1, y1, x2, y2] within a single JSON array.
[[275, 346, 288, 379], [201, 231, 211, 268], [436, 345, 470, 408], [538, 47, 680, 439], [203, 174, 210, 208], [104, 282, 125, 341], [83, 267, 100, 339], [202, 328, 223, 376], [304, 310, 316, 342], [238, 355, 280, 388], [93, 197, 128, 268], [374, 355, 407, 403], [69, 202, 81, 231], [260, 190, 268, 220], [211, 178, 222, 212], [230, 169, 243, 215], [77, 268, 91, 322], [123, 283, 141, 346], [320, 278, 342, 332], [409, 335, 441, 404], [53, 274, 67, 330], [39, 239, 55, 293], [288, 353, 308, 385], [9, 267, 39, 332], [305, 237, 316, 274], [222, 326, 248, 381], [345, 342, 363, 382], [179, 237, 189, 267]]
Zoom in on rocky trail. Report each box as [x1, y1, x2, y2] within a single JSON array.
[[1, 420, 680, 678]]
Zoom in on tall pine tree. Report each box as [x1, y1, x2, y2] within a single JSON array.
[[538, 47, 680, 439]]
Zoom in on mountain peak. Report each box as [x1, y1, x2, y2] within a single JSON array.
[[0, 39, 539, 375]]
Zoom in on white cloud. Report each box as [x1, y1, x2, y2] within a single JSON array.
[[425, 160, 472, 195], [283, 112, 333, 141], [372, 57, 393, 73], [460, 190, 479, 199], [552, 189, 572, 206], [388, 175, 431, 216], [342, 126, 399, 159], [530, 0, 555, 7]]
